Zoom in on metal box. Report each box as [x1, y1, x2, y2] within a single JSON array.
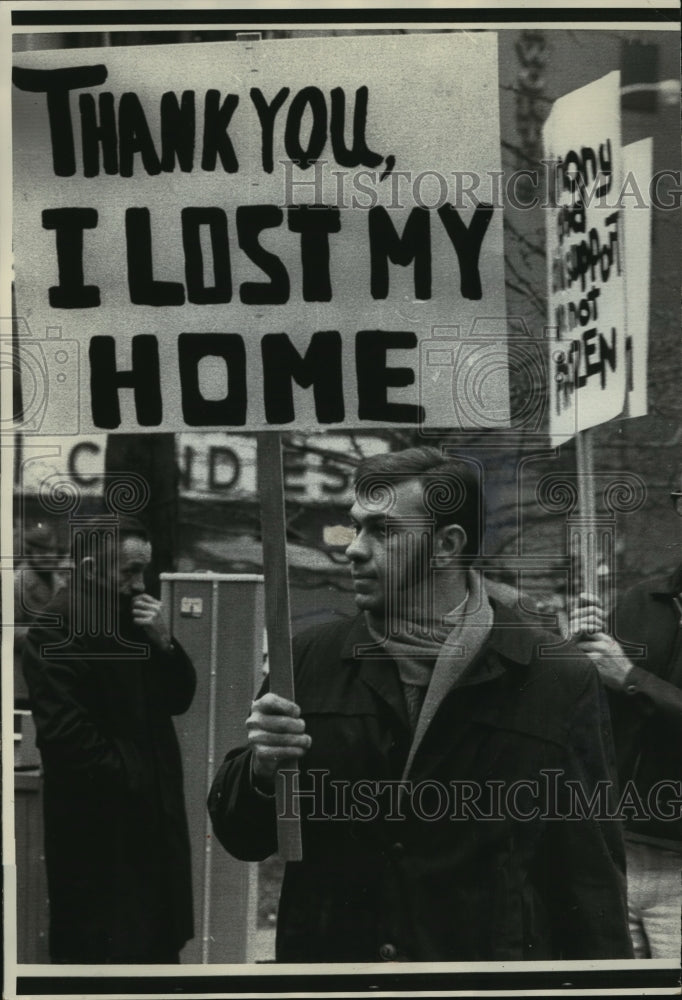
[[161, 573, 265, 964]]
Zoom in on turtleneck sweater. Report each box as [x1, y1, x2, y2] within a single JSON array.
[[366, 592, 469, 731]]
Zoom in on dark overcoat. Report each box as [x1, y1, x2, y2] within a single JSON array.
[[23, 584, 196, 963], [605, 566, 682, 844], [209, 603, 633, 963]]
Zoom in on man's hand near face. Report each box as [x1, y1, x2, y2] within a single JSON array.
[[131, 593, 173, 651]]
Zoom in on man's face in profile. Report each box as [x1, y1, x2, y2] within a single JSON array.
[[345, 478, 433, 619], [114, 536, 152, 596]]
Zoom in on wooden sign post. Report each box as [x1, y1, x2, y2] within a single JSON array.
[[256, 433, 303, 862], [575, 427, 598, 598]]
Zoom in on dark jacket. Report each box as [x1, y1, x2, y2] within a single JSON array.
[[208, 603, 632, 963], [23, 584, 196, 963], [13, 563, 65, 703], [607, 567, 682, 845]]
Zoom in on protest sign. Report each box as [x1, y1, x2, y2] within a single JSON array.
[[12, 33, 507, 435], [544, 71, 626, 445]]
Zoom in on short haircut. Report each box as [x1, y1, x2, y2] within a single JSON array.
[[73, 515, 149, 567], [353, 446, 483, 557], [116, 515, 149, 546]]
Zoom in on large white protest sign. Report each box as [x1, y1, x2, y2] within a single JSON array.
[[544, 71, 626, 445], [12, 33, 507, 435]]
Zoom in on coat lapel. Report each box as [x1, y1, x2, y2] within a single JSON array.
[[400, 572, 493, 780], [338, 601, 542, 773], [341, 615, 410, 731], [403, 600, 539, 779]]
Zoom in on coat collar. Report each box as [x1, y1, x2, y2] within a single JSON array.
[[340, 600, 538, 669], [40, 579, 149, 657], [648, 564, 682, 597], [483, 599, 539, 666], [338, 600, 537, 732], [340, 614, 410, 729]]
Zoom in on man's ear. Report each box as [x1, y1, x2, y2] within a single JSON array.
[[81, 556, 96, 580], [436, 523, 467, 556]]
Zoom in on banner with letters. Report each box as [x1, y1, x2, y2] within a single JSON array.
[[12, 33, 508, 435], [14, 431, 389, 504], [544, 71, 627, 445]]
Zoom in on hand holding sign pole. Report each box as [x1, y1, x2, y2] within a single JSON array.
[[256, 432, 303, 862]]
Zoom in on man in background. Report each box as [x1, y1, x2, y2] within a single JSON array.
[[23, 516, 196, 964], [570, 473, 682, 959], [13, 522, 66, 705]]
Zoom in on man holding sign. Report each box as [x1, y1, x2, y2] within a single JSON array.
[[209, 447, 632, 962], [569, 472, 682, 959]]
